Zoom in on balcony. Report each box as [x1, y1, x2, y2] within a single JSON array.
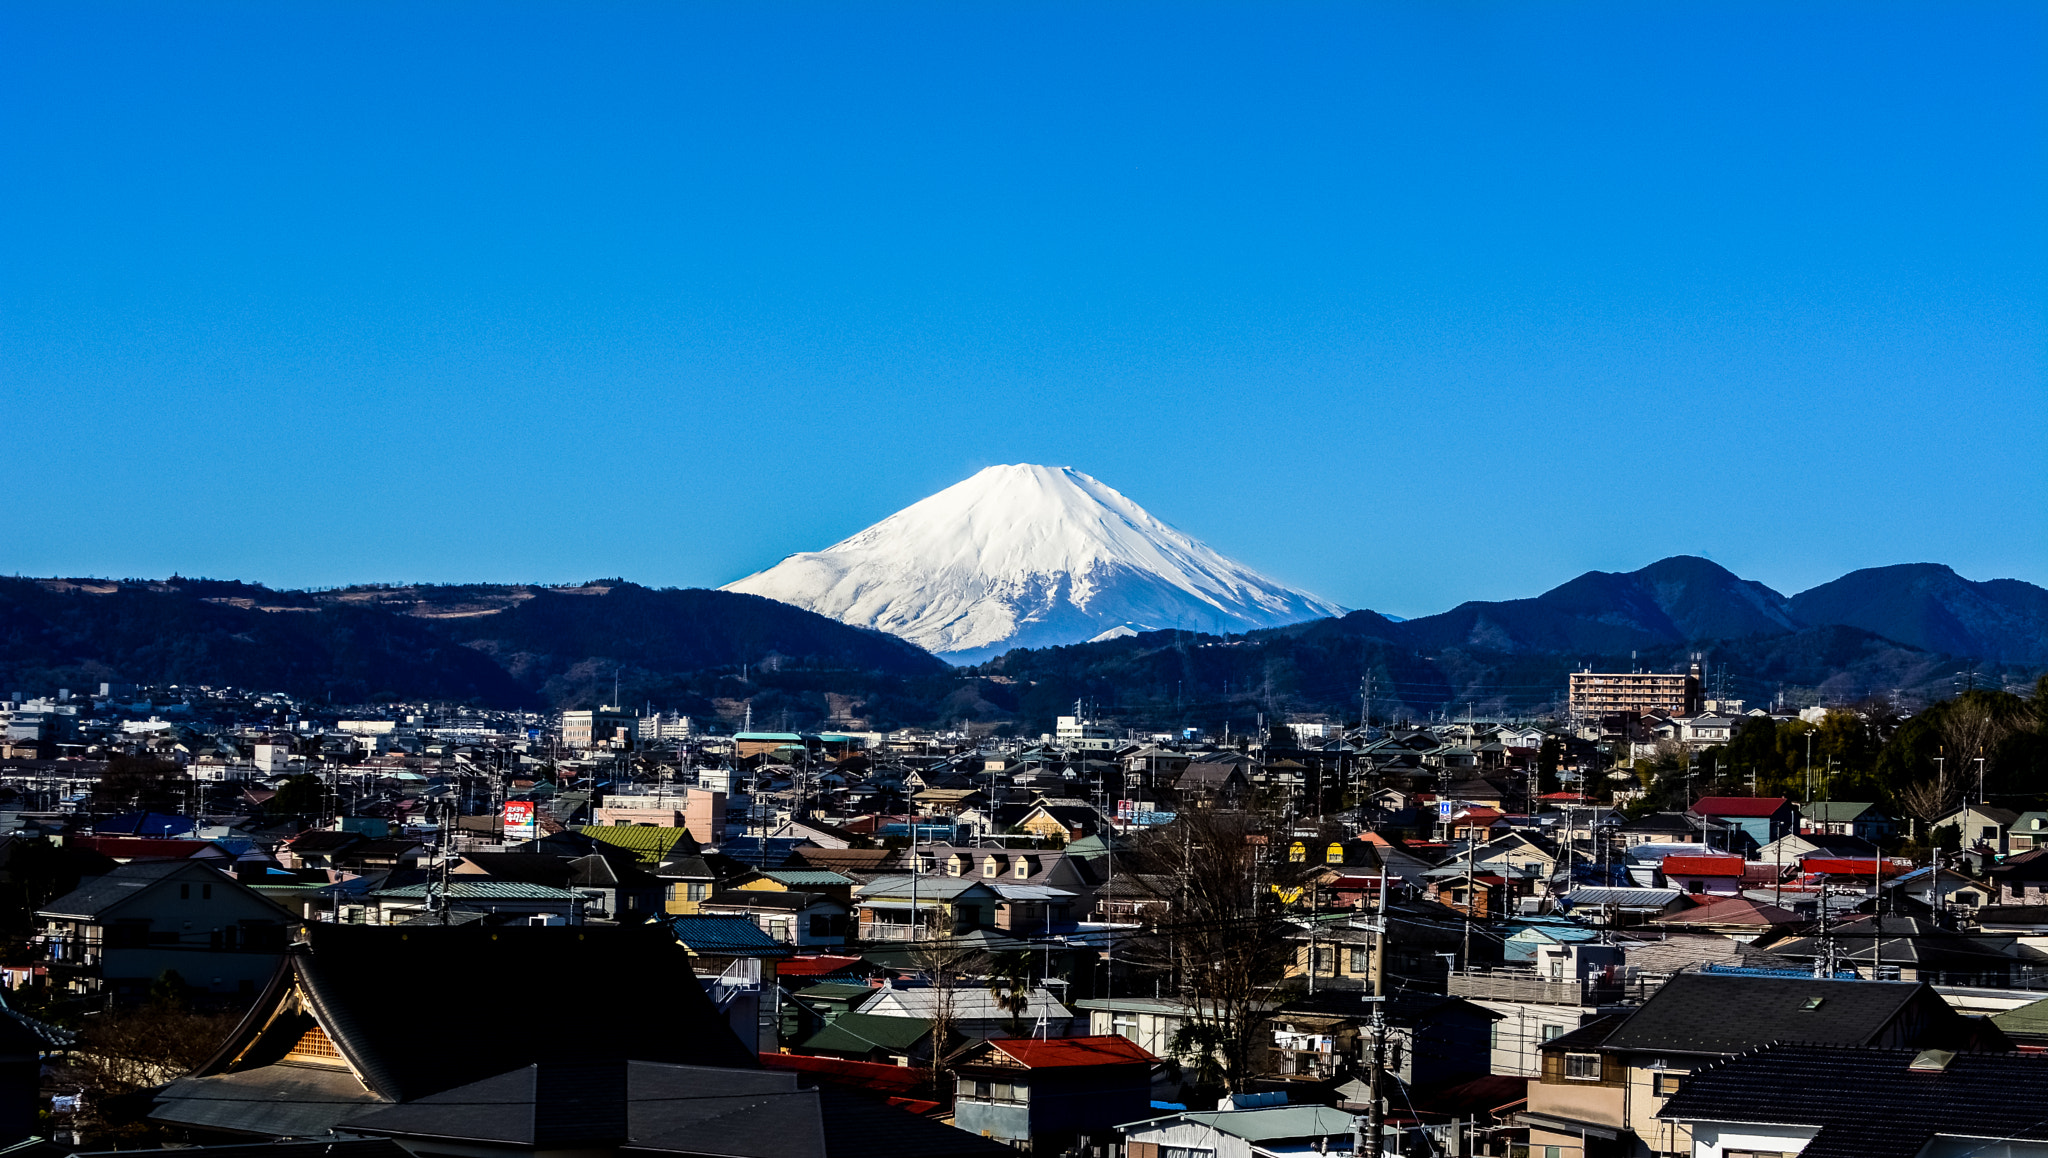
[[1447, 969, 1628, 1006]]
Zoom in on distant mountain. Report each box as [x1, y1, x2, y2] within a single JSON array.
[[0, 577, 946, 712], [1392, 556, 1802, 655], [1791, 564, 2048, 664], [0, 578, 528, 706], [723, 464, 1344, 663]]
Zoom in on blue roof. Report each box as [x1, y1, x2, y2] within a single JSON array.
[[667, 915, 792, 958]]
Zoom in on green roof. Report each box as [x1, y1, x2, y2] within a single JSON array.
[[1992, 998, 2048, 1038], [1804, 802, 1879, 822], [799, 1011, 934, 1055], [796, 982, 878, 1004], [765, 870, 856, 888], [581, 825, 693, 862]]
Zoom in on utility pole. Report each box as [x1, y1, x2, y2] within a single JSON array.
[[1361, 863, 1389, 1158]]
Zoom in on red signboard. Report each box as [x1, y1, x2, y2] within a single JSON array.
[[503, 800, 536, 837]]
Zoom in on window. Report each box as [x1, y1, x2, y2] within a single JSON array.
[[1015, 860, 1032, 879], [1541, 1024, 1564, 1042], [180, 884, 191, 900], [1289, 842, 1306, 863], [202, 884, 212, 900], [810, 915, 831, 937], [1653, 1073, 1685, 1096], [1162, 1148, 1215, 1158], [1564, 1053, 1601, 1080], [1327, 843, 1345, 864], [1310, 947, 1333, 974], [983, 858, 1001, 878], [1348, 947, 1371, 973]]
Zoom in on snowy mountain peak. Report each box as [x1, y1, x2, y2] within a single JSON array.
[[722, 464, 1344, 663]]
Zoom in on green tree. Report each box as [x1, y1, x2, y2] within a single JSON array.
[[269, 774, 328, 822]]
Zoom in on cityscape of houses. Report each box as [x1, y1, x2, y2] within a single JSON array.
[[0, 668, 2043, 1158]]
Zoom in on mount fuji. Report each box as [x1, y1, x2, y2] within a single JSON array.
[[722, 464, 1346, 664]]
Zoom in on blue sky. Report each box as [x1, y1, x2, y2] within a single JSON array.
[[3, 2, 2043, 618]]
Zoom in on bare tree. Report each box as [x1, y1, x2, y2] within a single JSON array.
[[1898, 770, 1965, 841], [1121, 809, 1303, 1094], [906, 939, 988, 1089], [1941, 696, 2015, 785]]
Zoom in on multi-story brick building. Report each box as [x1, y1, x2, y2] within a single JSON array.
[[1568, 666, 1703, 721]]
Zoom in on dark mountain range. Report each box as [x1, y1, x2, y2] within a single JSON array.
[[966, 556, 2048, 732], [1790, 564, 2048, 665], [1392, 556, 1804, 655], [0, 577, 946, 713], [2, 556, 2040, 732]]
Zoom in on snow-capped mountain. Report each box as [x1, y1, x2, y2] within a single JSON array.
[[722, 464, 1346, 664]]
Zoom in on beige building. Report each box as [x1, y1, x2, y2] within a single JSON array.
[[562, 706, 637, 750], [1568, 667, 1702, 720]]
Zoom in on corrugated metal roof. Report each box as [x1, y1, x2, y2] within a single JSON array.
[[375, 881, 582, 900]]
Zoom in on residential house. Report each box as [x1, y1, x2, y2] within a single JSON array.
[[793, 1010, 947, 1067], [1447, 943, 1633, 1078], [1122, 1101, 1362, 1158], [859, 983, 1075, 1040], [1939, 803, 2022, 854], [457, 850, 664, 922], [1686, 796, 1796, 851], [654, 853, 720, 915], [364, 880, 588, 925], [1272, 990, 1498, 1091], [333, 1059, 1011, 1158], [2010, 812, 2048, 854], [1992, 850, 2048, 906], [1756, 914, 2036, 986], [698, 889, 849, 947], [951, 1036, 1157, 1154], [1656, 855, 1778, 897], [852, 876, 1001, 942], [1521, 974, 2007, 1158], [1168, 754, 1251, 807], [667, 914, 791, 1053], [1798, 801, 1894, 843], [145, 923, 755, 1139], [36, 860, 292, 998], [1659, 1044, 2048, 1158]]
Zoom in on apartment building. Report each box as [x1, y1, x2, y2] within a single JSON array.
[[1568, 666, 1703, 720]]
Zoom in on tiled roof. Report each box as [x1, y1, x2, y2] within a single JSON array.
[[667, 915, 791, 958], [1598, 974, 1938, 1057], [1658, 1044, 2048, 1153], [580, 825, 693, 862]]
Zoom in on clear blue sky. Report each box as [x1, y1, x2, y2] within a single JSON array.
[[4, 2, 2043, 618]]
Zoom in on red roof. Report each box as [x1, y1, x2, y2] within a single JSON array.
[[1652, 896, 1802, 926], [777, 955, 868, 977], [1803, 858, 1908, 877], [758, 1052, 928, 1095], [990, 1035, 1157, 1068], [72, 836, 223, 861], [1690, 796, 1791, 818], [1453, 807, 1505, 820], [1662, 856, 1747, 876], [1538, 792, 1590, 802]]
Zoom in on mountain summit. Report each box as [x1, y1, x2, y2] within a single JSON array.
[[722, 464, 1345, 663]]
